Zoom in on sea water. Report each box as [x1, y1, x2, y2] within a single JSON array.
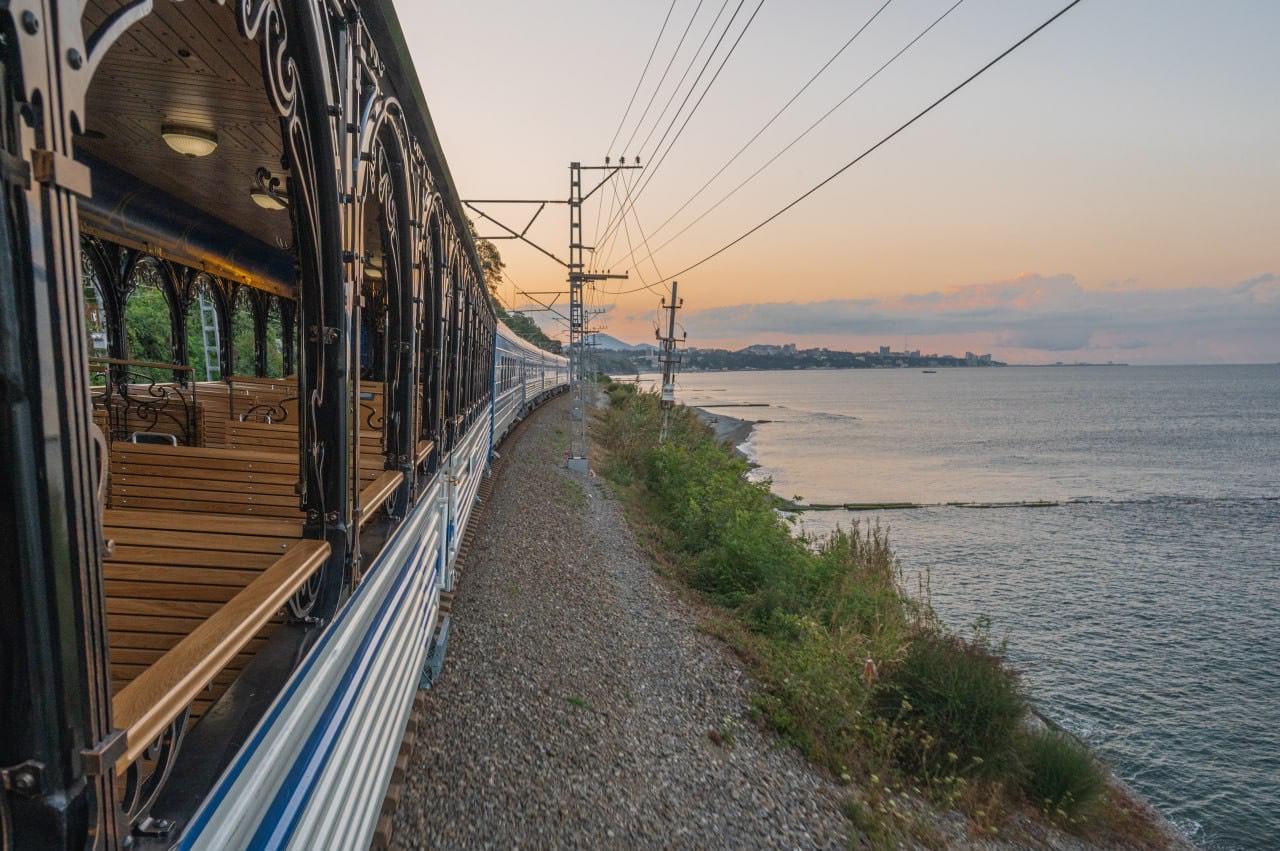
[[654, 365, 1279, 850]]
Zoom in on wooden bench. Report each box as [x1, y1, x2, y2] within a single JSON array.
[[109, 440, 401, 526], [416, 439, 434, 466], [102, 509, 330, 770], [109, 443, 303, 518], [223, 420, 386, 485], [227, 376, 299, 424], [358, 470, 403, 529], [193, 376, 298, 447]]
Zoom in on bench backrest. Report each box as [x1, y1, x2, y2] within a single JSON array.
[[223, 420, 385, 484], [108, 442, 303, 518]]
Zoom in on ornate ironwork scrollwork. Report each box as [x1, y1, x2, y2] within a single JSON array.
[[238, 394, 298, 424], [287, 571, 322, 620], [117, 705, 189, 838], [253, 165, 289, 209], [90, 358, 199, 445]]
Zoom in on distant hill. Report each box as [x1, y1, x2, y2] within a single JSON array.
[[594, 333, 656, 352]]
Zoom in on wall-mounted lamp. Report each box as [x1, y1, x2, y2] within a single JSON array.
[[251, 167, 289, 210], [250, 188, 288, 211], [161, 124, 218, 157]]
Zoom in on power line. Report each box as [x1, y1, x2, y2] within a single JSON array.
[[611, 172, 654, 290], [594, 0, 739, 273], [609, 0, 1088, 294], [616, 0, 968, 274], [596, 0, 767, 266], [630, 0, 737, 163], [606, 0, 681, 157], [614, 0, 709, 162], [608, 170, 669, 297], [594, 0, 681, 268], [606, 0, 899, 271], [613, 0, 967, 275]]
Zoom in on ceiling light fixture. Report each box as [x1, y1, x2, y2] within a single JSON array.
[[161, 124, 218, 157]]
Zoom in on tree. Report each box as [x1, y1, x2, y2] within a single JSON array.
[[496, 305, 559, 353], [467, 218, 505, 298], [466, 218, 561, 354]]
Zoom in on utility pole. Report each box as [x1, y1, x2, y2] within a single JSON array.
[[462, 158, 640, 474], [566, 159, 640, 473], [657, 280, 684, 443]]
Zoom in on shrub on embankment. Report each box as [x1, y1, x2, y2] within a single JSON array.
[[594, 384, 1119, 842]]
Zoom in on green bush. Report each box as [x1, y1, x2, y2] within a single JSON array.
[[1018, 728, 1105, 820], [593, 387, 1116, 836], [874, 629, 1025, 779]]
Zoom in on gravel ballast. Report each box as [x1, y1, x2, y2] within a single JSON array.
[[393, 395, 851, 849]]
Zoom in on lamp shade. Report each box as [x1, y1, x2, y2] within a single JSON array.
[[249, 189, 287, 211], [161, 124, 218, 157]]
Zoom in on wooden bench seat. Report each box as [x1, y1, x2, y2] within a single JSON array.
[[358, 470, 403, 529], [91, 391, 205, 445], [103, 509, 329, 770], [193, 377, 298, 447], [109, 443, 303, 518]]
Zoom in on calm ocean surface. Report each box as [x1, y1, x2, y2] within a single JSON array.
[[655, 365, 1279, 850]]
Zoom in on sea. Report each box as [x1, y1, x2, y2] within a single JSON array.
[[643, 365, 1279, 850]]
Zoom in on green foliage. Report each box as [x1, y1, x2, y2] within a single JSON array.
[[873, 627, 1025, 779], [232, 301, 256, 376], [124, 280, 173, 377], [1018, 728, 1105, 821], [118, 271, 285, 381], [495, 303, 560, 354], [467, 218, 505, 297], [593, 387, 1109, 836]]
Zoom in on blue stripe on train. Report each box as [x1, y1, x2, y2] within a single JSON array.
[[249, 538, 433, 847], [182, 531, 440, 847]]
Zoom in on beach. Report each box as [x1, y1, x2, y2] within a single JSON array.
[[692, 406, 758, 459]]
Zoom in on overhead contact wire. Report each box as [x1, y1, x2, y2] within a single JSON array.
[[611, 0, 1089, 293]]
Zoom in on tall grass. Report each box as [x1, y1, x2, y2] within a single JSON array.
[[1018, 728, 1106, 821], [594, 385, 1112, 839]]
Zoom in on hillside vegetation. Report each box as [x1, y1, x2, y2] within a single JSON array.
[[495, 303, 560, 354], [593, 382, 1170, 848]]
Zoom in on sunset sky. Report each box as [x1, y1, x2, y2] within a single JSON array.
[[398, 1, 1279, 364]]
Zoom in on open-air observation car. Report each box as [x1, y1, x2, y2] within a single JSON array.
[[0, 2, 566, 847]]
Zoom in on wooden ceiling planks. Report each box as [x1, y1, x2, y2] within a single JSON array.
[[77, 1, 294, 272]]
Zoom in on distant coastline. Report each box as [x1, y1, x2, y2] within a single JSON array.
[[1008, 361, 1130, 367], [594, 341, 1004, 374]]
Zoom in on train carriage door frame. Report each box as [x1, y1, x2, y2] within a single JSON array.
[[359, 110, 418, 519], [419, 212, 445, 477]]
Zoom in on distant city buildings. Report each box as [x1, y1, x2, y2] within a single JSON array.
[[594, 340, 1004, 373]]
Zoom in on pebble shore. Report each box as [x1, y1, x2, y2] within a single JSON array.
[[393, 394, 850, 849]]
